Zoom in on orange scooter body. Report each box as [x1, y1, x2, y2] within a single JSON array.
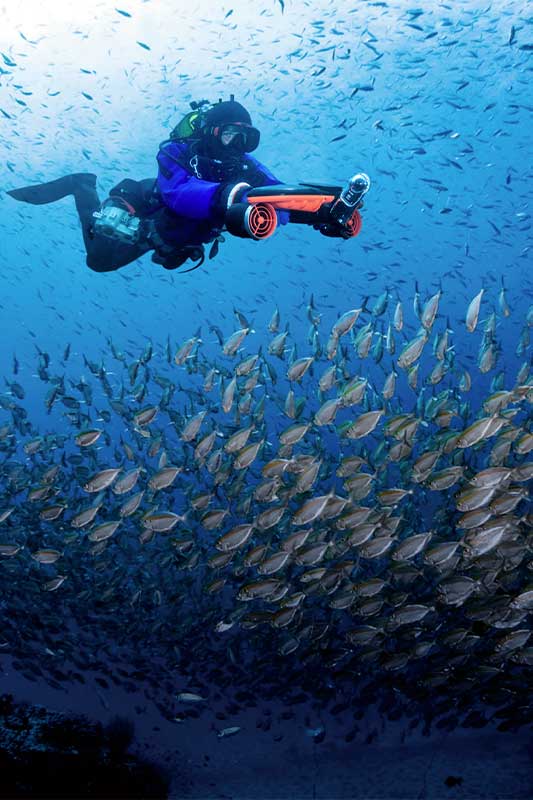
[[245, 183, 363, 238]]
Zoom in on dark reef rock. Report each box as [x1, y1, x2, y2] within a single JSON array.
[[0, 694, 170, 798]]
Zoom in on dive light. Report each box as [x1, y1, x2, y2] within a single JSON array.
[[329, 173, 371, 226]]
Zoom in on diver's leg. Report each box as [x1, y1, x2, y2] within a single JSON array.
[[8, 173, 151, 271], [85, 236, 151, 273], [73, 177, 152, 271]]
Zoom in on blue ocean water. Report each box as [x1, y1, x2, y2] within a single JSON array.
[[0, 1, 532, 798]]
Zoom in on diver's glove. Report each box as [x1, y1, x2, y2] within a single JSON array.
[[213, 181, 251, 223], [314, 195, 364, 239], [315, 221, 354, 240], [151, 245, 205, 270]]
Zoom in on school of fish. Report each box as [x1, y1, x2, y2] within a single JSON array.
[[0, 283, 531, 735]]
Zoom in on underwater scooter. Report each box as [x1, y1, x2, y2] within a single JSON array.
[[91, 173, 370, 247], [225, 172, 371, 241]]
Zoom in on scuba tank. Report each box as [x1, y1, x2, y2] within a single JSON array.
[[169, 99, 210, 142]]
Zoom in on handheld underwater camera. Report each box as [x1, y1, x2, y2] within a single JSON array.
[[92, 197, 142, 244], [225, 172, 371, 241]]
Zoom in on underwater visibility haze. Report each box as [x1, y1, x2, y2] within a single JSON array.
[[0, 0, 532, 797]]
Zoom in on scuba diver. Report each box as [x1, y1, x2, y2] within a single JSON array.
[[7, 96, 370, 273]]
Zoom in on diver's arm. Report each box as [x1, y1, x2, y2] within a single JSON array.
[[157, 146, 221, 220], [157, 147, 253, 223]]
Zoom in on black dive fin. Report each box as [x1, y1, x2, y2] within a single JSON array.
[[7, 173, 97, 205]]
